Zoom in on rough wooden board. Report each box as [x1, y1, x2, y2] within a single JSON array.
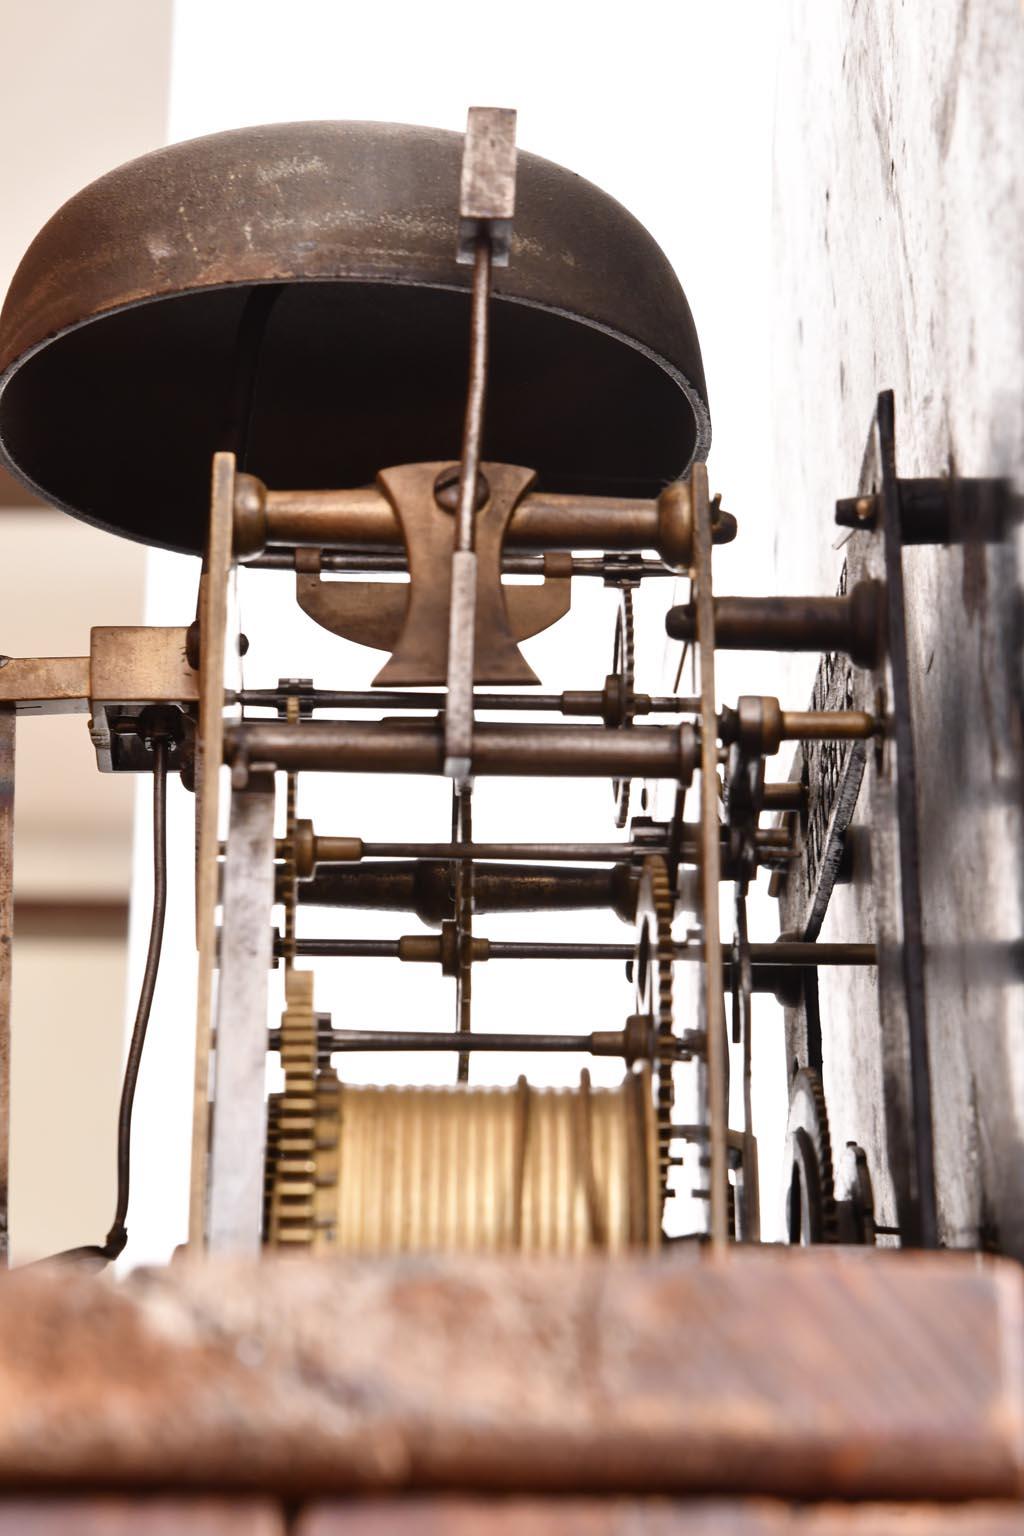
[[0, 1500, 1021, 1534], [0, 1251, 1019, 1501], [0, 1502, 281, 1534], [297, 1500, 1024, 1534]]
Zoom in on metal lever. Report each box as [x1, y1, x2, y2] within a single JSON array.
[[444, 106, 518, 782]]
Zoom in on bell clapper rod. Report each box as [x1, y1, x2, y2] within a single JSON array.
[[444, 107, 517, 781]]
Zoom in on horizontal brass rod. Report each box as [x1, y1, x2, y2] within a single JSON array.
[[779, 709, 877, 741], [761, 782, 806, 812], [258, 486, 662, 553], [226, 720, 697, 780], [720, 699, 878, 753], [235, 475, 736, 564]]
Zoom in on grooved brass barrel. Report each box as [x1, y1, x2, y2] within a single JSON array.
[[317, 1071, 658, 1255]]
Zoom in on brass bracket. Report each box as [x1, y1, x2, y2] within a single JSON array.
[[294, 462, 571, 685], [0, 627, 199, 771]]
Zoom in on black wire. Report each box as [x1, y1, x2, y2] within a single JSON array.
[[33, 739, 169, 1267]]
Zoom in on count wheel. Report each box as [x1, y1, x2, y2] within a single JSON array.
[[784, 1067, 839, 1244]]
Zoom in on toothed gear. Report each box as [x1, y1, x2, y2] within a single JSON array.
[[784, 1067, 839, 1244], [611, 587, 636, 828], [265, 970, 339, 1249], [633, 854, 676, 1197]]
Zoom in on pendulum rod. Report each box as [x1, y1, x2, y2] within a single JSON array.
[[454, 784, 474, 1082]]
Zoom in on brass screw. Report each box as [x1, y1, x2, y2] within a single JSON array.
[[433, 463, 490, 513]]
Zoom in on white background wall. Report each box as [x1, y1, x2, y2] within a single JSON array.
[[0, 0, 172, 1262], [127, 0, 793, 1264]]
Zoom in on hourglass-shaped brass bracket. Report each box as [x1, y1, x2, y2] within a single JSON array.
[[294, 461, 572, 686]]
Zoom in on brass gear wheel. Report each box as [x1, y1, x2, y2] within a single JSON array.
[[784, 1066, 839, 1244], [633, 854, 676, 1194], [265, 969, 340, 1249]]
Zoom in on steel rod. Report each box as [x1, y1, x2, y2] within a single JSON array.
[[236, 688, 696, 716], [273, 1028, 602, 1054], [287, 937, 875, 965], [455, 235, 491, 553], [295, 826, 785, 867], [293, 939, 402, 958], [249, 549, 679, 578], [454, 784, 473, 1081], [443, 232, 492, 779], [358, 841, 656, 862], [487, 941, 633, 960]]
